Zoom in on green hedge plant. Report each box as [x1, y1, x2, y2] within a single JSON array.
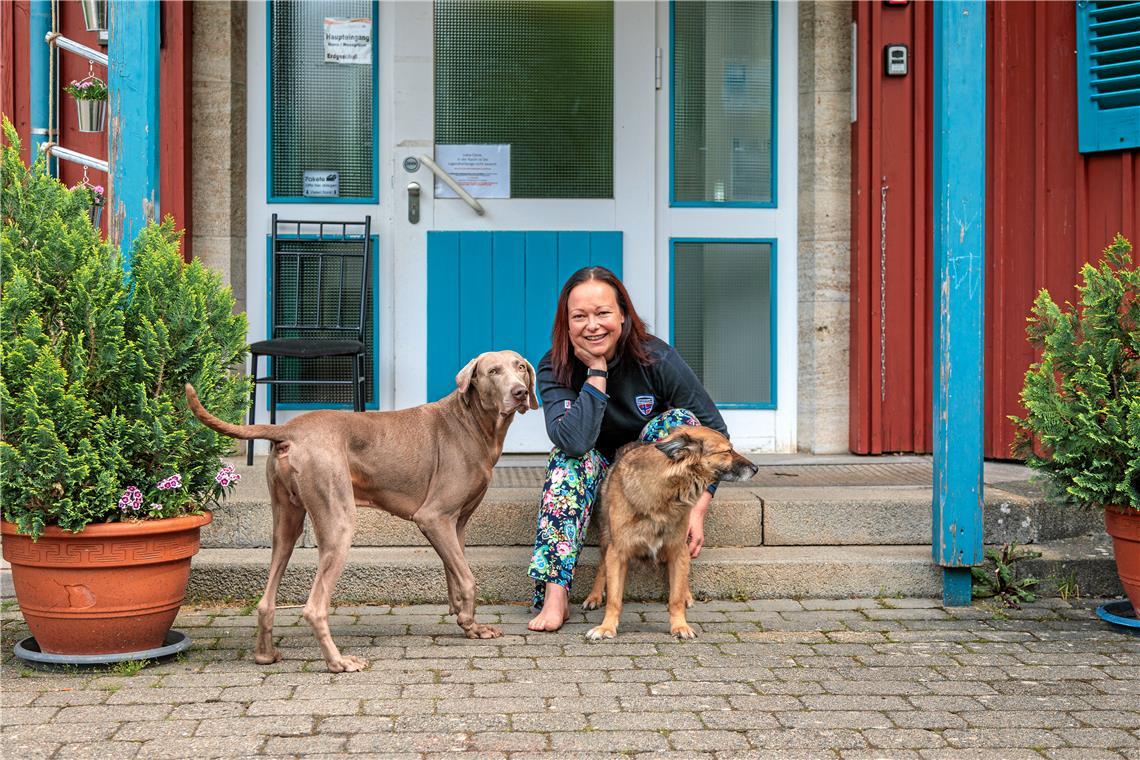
[[1010, 233, 1140, 510], [0, 118, 250, 538]]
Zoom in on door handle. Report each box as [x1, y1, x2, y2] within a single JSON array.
[[407, 181, 421, 224]]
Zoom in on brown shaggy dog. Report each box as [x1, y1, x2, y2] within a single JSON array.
[[583, 426, 758, 640]]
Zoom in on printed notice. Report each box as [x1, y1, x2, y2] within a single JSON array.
[[434, 144, 510, 199], [324, 18, 371, 65], [303, 170, 340, 198]]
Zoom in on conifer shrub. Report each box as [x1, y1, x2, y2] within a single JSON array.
[[1010, 233, 1140, 510], [0, 119, 250, 538]]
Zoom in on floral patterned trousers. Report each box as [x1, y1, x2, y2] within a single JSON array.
[[528, 408, 701, 609]]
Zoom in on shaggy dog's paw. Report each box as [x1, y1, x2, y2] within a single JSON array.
[[586, 625, 616, 640], [581, 592, 604, 610], [671, 623, 698, 640]]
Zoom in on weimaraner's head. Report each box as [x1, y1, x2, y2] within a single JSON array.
[[455, 350, 539, 417]]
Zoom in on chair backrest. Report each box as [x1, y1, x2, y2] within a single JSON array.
[[269, 214, 371, 342]]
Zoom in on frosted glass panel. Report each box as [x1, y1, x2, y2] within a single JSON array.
[[673, 1, 774, 204], [673, 242, 772, 405], [270, 1, 374, 199], [435, 1, 613, 198]]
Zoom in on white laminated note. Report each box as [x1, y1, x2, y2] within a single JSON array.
[[324, 18, 372, 65]]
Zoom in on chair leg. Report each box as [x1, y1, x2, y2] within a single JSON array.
[[247, 353, 260, 466], [359, 353, 367, 412], [269, 356, 277, 426], [353, 354, 364, 412]]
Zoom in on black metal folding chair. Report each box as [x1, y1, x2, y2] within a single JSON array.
[[247, 214, 371, 464]]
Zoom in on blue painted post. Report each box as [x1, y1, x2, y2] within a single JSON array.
[[932, 2, 986, 606], [29, 0, 53, 170], [107, 0, 160, 264]]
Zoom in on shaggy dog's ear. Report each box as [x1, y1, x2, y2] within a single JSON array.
[[455, 355, 482, 396], [656, 431, 697, 461]]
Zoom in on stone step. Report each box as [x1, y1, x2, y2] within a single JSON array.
[[201, 483, 1101, 550], [186, 538, 1122, 605]]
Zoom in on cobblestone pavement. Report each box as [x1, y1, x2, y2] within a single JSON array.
[[2, 597, 1138, 759]]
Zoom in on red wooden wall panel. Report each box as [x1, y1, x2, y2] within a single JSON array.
[[1, 1, 191, 252], [850, 0, 932, 454], [1, 1, 32, 164], [853, 1, 1140, 458]]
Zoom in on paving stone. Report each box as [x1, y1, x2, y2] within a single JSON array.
[[245, 698, 360, 716], [861, 729, 947, 749], [106, 687, 223, 705], [395, 713, 510, 732], [887, 710, 967, 729], [194, 715, 316, 737], [942, 728, 1067, 748], [55, 741, 141, 759], [1054, 728, 1138, 748], [588, 710, 703, 730], [743, 728, 868, 750], [1044, 750, 1135, 760], [550, 730, 670, 752], [263, 735, 348, 755], [778, 711, 893, 729], [138, 735, 266, 758], [468, 732, 548, 752], [113, 720, 200, 740], [699, 711, 782, 730], [53, 704, 172, 723], [670, 729, 751, 750], [347, 731, 468, 753], [1071, 710, 1140, 727], [511, 712, 588, 732]]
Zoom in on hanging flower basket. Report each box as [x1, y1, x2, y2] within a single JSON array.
[[65, 76, 108, 133], [79, 0, 108, 33]]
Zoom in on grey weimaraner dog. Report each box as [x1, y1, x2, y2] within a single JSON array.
[[186, 350, 537, 672]]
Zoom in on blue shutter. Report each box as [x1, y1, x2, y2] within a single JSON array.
[[1076, 1, 1140, 153]]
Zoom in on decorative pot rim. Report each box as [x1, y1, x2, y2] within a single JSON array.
[[1, 511, 212, 540]]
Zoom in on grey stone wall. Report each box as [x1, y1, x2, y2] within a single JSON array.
[[797, 2, 851, 454], [190, 2, 247, 313]]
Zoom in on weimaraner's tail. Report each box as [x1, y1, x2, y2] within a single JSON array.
[[185, 383, 288, 442]]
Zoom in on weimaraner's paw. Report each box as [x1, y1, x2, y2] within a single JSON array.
[[671, 623, 698, 640], [254, 648, 282, 665], [328, 655, 369, 673], [586, 625, 616, 641], [465, 623, 502, 639], [581, 592, 604, 610]]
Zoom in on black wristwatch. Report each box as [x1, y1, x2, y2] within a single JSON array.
[[586, 368, 609, 379]]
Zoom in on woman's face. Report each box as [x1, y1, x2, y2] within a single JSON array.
[[567, 279, 625, 362]]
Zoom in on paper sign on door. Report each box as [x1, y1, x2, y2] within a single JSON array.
[[434, 144, 510, 199], [324, 18, 371, 65]]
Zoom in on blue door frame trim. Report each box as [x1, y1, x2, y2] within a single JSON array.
[[932, 2, 986, 606], [669, 0, 778, 209], [263, 234, 381, 411], [668, 238, 778, 410], [427, 231, 622, 403], [265, 2, 380, 204], [109, 0, 161, 264]]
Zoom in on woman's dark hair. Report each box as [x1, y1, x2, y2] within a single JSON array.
[[550, 266, 653, 386]]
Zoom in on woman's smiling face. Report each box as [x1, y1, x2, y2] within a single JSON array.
[[567, 279, 625, 362]]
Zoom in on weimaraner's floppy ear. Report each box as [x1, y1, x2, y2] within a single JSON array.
[[513, 352, 539, 411], [656, 430, 697, 461], [455, 355, 482, 396]]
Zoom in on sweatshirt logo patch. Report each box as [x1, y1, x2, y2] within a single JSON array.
[[564, 400, 573, 411], [635, 395, 655, 416]]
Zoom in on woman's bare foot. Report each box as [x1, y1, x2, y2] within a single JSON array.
[[528, 583, 570, 631]]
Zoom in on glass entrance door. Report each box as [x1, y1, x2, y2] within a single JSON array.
[[380, 1, 656, 452]]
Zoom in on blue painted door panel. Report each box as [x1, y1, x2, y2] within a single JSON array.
[[427, 230, 622, 401]]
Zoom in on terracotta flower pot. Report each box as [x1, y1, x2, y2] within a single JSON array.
[[1, 512, 212, 656], [1104, 505, 1140, 615]]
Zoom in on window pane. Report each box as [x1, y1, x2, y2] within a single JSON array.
[[271, 0, 375, 199], [673, 241, 772, 405], [435, 1, 613, 199], [673, 1, 774, 204]]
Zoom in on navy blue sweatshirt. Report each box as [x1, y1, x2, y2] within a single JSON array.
[[537, 336, 729, 461]]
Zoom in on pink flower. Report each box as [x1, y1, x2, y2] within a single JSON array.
[[157, 474, 182, 490], [214, 464, 240, 488], [118, 486, 143, 511]]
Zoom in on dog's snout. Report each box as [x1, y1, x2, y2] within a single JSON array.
[[511, 385, 527, 400]]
